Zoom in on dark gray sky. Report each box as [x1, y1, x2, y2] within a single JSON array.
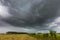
[[0, 0, 60, 33]]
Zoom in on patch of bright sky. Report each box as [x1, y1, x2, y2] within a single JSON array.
[[0, 4, 12, 19], [48, 17, 60, 33]]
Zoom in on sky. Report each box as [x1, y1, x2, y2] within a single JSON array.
[[0, 0, 60, 33]]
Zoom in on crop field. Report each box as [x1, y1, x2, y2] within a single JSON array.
[[0, 34, 60, 40]]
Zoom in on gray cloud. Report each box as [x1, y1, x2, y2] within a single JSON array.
[[2, 0, 60, 27], [0, 0, 60, 33]]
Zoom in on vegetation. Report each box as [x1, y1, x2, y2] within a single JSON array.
[[6, 31, 28, 34], [0, 30, 60, 40]]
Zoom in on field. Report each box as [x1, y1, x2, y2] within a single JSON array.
[[0, 33, 60, 40], [0, 34, 37, 40], [0, 30, 60, 40]]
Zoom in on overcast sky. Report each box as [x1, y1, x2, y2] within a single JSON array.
[[0, 0, 60, 33]]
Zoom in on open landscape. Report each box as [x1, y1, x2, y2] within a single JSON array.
[[0, 30, 60, 40], [0, 0, 60, 40]]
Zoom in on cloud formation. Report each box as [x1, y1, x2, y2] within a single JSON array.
[[2, 0, 60, 27], [0, 0, 60, 33]]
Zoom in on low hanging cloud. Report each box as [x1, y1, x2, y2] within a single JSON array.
[[0, 0, 60, 33], [2, 0, 60, 27]]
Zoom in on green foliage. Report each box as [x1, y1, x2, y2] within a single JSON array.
[[6, 31, 28, 34], [50, 30, 56, 36], [50, 30, 57, 40], [28, 30, 57, 40], [43, 33, 49, 37]]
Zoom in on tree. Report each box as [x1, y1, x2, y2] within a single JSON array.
[[50, 30, 57, 40]]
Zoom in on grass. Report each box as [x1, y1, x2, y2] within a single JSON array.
[[0, 33, 60, 40], [0, 34, 37, 40], [0, 30, 60, 40]]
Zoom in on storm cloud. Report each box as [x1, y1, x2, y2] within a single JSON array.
[[1, 0, 59, 27], [0, 0, 60, 33]]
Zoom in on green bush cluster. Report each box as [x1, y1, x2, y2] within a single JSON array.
[[29, 30, 57, 40]]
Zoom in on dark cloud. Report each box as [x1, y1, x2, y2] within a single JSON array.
[[1, 0, 60, 28]]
